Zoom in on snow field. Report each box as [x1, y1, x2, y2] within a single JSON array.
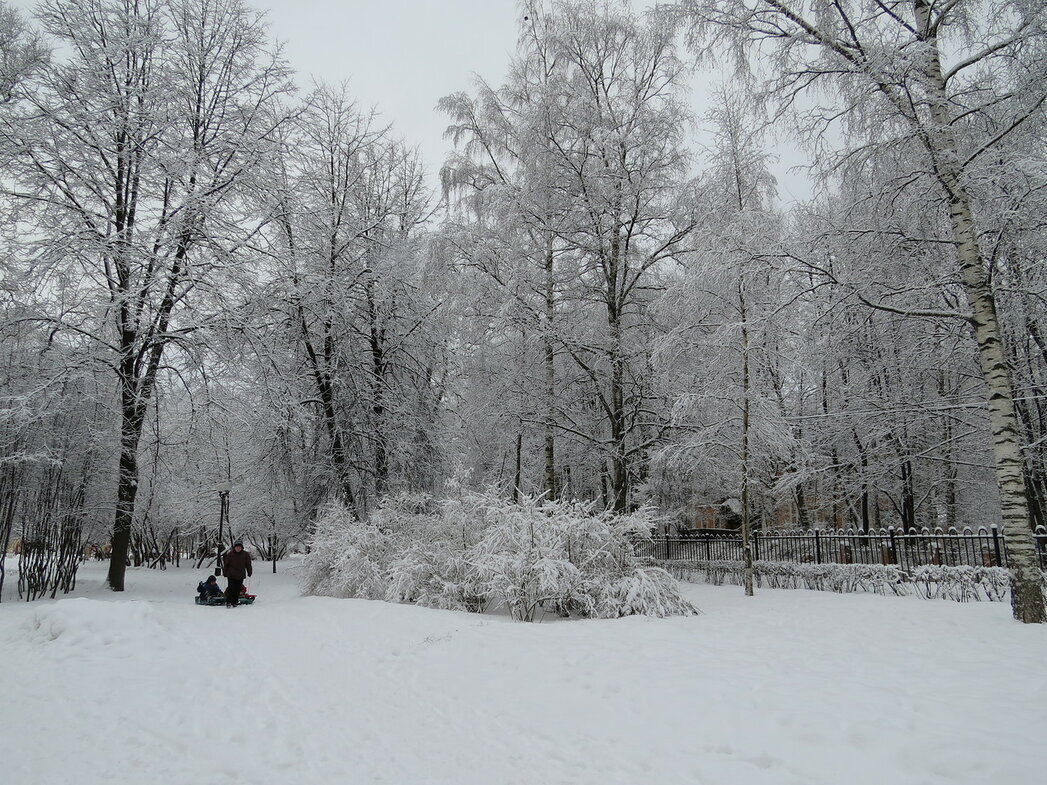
[[1, 561, 1045, 785]]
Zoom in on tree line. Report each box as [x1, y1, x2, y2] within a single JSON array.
[[1, 0, 1044, 620]]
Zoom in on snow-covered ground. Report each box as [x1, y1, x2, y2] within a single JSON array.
[[1, 560, 1045, 785]]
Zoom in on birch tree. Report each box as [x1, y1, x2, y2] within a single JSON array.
[[440, 6, 576, 499], [682, 0, 1047, 620], [444, 1, 699, 511], [657, 86, 786, 593]]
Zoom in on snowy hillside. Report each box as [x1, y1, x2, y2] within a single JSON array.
[[2, 562, 1044, 785]]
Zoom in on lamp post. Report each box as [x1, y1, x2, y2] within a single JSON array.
[[215, 480, 231, 576]]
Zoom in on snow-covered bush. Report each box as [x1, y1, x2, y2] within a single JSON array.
[[466, 495, 582, 621], [302, 491, 698, 621], [592, 567, 703, 618], [449, 493, 696, 621], [667, 559, 904, 594], [300, 503, 398, 600], [909, 565, 1012, 602]]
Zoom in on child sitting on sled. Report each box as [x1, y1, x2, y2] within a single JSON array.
[[197, 574, 223, 602]]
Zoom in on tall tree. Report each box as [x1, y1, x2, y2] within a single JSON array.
[[657, 85, 785, 592], [0, 0, 293, 590], [443, 0, 698, 511], [258, 85, 437, 515], [440, 7, 575, 499]]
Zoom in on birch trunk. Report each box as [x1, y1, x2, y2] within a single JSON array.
[[904, 0, 1042, 623], [912, 0, 1045, 622], [952, 193, 1045, 622]]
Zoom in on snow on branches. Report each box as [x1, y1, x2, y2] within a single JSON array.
[[302, 491, 698, 622]]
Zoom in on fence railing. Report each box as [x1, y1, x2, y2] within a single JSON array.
[[637, 526, 1047, 570]]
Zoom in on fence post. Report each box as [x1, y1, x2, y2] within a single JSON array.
[[888, 526, 897, 565], [753, 530, 760, 561], [991, 525, 1003, 568], [815, 529, 822, 564]]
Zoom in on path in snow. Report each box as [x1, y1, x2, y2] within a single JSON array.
[[1, 560, 1045, 785]]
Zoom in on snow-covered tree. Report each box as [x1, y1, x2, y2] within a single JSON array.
[[680, 0, 1047, 621], [442, 0, 699, 511], [252, 84, 441, 517], [0, 0, 294, 590]]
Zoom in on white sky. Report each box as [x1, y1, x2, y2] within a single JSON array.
[[261, 0, 522, 183], [260, 0, 813, 200], [11, 0, 812, 201]]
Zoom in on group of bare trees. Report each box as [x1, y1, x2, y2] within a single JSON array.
[[671, 0, 1047, 619], [439, 0, 1047, 620], [441, 3, 700, 514], [1, 0, 1044, 621], [0, 0, 447, 598], [252, 84, 441, 518]]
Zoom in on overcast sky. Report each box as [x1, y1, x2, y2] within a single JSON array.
[[261, 0, 522, 182], [11, 0, 811, 201], [261, 0, 812, 200]]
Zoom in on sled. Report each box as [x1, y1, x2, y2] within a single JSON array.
[[194, 593, 256, 606]]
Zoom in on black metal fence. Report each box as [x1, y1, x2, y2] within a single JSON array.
[[637, 526, 1047, 570]]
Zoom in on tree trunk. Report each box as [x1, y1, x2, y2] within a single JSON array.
[[367, 277, 389, 498], [298, 303, 357, 515], [794, 483, 810, 530], [606, 238, 629, 514], [107, 385, 146, 591], [315, 368, 356, 511], [608, 361, 629, 514], [913, 0, 1045, 621], [953, 193, 1045, 621], [822, 365, 843, 527], [513, 430, 523, 503], [542, 239, 557, 498], [739, 283, 754, 596], [900, 458, 915, 531], [107, 240, 186, 590], [852, 429, 871, 533]]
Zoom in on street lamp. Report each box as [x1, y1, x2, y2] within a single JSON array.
[[215, 480, 231, 576]]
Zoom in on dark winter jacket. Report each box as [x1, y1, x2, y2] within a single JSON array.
[[198, 578, 222, 598], [223, 547, 253, 580]]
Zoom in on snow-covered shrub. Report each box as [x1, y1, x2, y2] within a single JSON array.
[[909, 565, 1012, 602], [590, 567, 700, 618], [461, 494, 696, 621], [300, 503, 398, 600], [383, 491, 490, 611], [662, 558, 1033, 603], [302, 490, 698, 621], [777, 562, 907, 595], [464, 495, 581, 621]]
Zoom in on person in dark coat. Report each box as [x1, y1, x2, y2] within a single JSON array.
[[223, 539, 253, 607]]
